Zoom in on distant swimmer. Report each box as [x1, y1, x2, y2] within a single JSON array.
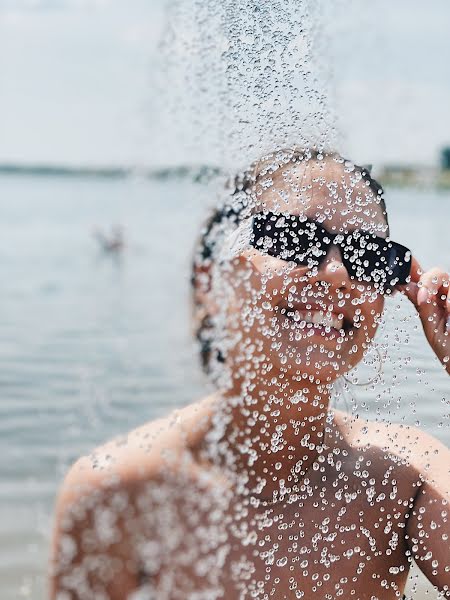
[[92, 225, 124, 253]]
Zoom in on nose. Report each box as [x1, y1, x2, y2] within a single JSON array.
[[314, 244, 351, 289]]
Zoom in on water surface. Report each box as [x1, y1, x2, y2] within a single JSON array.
[[0, 175, 448, 599]]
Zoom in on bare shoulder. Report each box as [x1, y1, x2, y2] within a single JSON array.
[[332, 409, 450, 487], [55, 394, 216, 511], [50, 396, 216, 598]]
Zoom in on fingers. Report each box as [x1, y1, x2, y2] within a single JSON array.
[[398, 257, 449, 313], [395, 257, 449, 371], [398, 261, 450, 337], [416, 268, 450, 309], [408, 255, 424, 284]]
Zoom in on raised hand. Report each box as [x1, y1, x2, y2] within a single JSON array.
[[398, 256, 450, 374]]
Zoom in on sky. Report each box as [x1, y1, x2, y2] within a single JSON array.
[[0, 0, 449, 168]]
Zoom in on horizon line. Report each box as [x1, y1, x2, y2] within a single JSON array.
[[0, 161, 222, 181], [0, 160, 444, 183]]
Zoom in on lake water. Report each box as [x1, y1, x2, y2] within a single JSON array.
[[0, 174, 448, 599]]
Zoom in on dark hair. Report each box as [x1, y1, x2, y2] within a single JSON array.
[[191, 148, 388, 374]]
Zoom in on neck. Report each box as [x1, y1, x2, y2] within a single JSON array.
[[204, 367, 333, 502]]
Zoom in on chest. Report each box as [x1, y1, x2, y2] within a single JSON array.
[[138, 471, 411, 599], [223, 490, 408, 598]]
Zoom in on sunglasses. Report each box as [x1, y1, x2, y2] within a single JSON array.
[[249, 212, 411, 292]]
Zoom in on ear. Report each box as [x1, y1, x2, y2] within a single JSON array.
[[193, 262, 212, 302], [192, 261, 221, 319]]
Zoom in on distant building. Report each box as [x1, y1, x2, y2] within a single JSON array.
[[441, 147, 450, 170], [377, 164, 439, 188]]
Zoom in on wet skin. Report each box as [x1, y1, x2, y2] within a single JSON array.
[[49, 400, 450, 600], [50, 158, 450, 599]]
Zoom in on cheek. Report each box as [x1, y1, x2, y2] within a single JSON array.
[[248, 254, 308, 295], [354, 293, 385, 343], [247, 252, 287, 275], [214, 259, 269, 330], [221, 262, 284, 337]]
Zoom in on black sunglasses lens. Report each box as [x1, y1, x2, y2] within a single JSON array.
[[385, 244, 412, 287], [341, 234, 411, 291], [253, 214, 327, 265]]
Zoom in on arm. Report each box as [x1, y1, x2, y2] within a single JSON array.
[[49, 456, 140, 600], [405, 432, 450, 596]]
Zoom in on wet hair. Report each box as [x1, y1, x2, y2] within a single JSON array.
[[191, 148, 388, 374]]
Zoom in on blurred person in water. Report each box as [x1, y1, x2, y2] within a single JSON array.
[[50, 148, 450, 600]]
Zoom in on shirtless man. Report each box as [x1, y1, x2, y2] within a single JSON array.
[[50, 149, 450, 599]]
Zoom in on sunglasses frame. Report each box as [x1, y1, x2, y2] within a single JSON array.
[[250, 212, 411, 293]]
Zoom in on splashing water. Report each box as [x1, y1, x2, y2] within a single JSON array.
[[158, 0, 342, 170]]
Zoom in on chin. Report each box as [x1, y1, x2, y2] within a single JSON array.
[[265, 335, 362, 382]]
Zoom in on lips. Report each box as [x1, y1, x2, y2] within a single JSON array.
[[284, 309, 344, 330], [275, 300, 355, 335]]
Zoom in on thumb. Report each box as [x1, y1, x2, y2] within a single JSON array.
[[397, 281, 419, 307], [397, 255, 423, 307]]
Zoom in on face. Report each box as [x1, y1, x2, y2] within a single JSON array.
[[210, 158, 389, 384]]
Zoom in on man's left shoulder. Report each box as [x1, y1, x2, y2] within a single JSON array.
[[333, 409, 449, 483]]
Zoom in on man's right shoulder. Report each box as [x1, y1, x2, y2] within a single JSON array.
[[58, 394, 216, 504], [50, 394, 217, 600]]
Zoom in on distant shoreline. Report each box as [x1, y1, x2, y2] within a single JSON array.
[[1, 162, 449, 189], [378, 166, 450, 190], [0, 162, 221, 183]]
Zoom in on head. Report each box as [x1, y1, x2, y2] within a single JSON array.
[[192, 148, 400, 386]]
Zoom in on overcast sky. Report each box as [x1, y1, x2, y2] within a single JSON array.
[[0, 0, 449, 168]]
